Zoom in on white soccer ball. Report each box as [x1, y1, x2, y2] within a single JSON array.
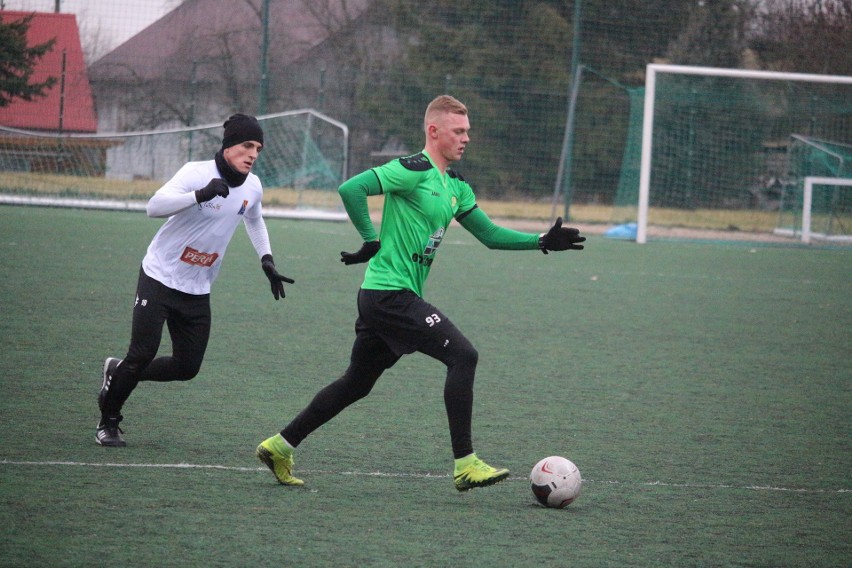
[[530, 456, 582, 508]]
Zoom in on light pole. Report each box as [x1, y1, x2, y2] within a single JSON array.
[[258, 0, 270, 115]]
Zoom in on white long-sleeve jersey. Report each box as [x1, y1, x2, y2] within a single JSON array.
[[141, 159, 272, 295]]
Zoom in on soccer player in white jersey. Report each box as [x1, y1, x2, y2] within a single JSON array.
[[96, 114, 293, 447]]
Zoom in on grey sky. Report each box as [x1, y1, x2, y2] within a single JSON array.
[[2, 0, 175, 55]]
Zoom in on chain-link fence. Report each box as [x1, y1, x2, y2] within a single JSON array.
[[2, 0, 851, 236]]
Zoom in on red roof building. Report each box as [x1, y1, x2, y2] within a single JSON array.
[[0, 10, 97, 133]]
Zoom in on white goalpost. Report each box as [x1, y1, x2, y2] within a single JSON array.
[[800, 177, 852, 244], [636, 64, 852, 244], [0, 108, 350, 220]]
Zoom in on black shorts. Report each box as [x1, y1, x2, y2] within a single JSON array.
[[356, 289, 466, 357]]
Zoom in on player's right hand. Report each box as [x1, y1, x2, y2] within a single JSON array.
[[195, 178, 230, 203], [340, 241, 380, 265]]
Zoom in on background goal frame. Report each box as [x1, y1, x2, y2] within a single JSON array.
[[0, 108, 349, 220], [800, 176, 852, 244], [636, 64, 852, 244]]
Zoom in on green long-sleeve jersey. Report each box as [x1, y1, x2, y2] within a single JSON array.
[[339, 151, 540, 297]]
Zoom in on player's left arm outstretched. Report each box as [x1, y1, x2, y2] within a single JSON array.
[[457, 206, 586, 253]]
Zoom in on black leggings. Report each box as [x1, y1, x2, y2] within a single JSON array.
[[102, 268, 211, 415], [282, 290, 479, 459]]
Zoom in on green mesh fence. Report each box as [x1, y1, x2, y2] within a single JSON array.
[[613, 87, 645, 222], [3, 0, 851, 236]]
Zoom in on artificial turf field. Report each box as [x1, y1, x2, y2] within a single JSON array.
[[0, 205, 849, 567]]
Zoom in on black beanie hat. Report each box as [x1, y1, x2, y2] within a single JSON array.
[[221, 113, 264, 149]]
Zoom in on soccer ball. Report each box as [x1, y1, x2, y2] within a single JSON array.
[[530, 456, 582, 508]]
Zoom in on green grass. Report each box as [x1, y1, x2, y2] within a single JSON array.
[[0, 206, 850, 567]]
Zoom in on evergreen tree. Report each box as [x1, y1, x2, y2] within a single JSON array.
[[0, 14, 57, 107]]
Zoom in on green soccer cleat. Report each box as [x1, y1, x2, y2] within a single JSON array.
[[453, 454, 510, 492], [256, 435, 304, 486]]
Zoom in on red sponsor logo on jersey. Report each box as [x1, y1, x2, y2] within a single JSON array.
[[180, 246, 219, 267]]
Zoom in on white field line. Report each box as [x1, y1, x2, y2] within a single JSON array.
[[1, 459, 849, 494]]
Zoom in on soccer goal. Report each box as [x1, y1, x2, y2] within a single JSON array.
[[795, 177, 852, 244], [0, 109, 349, 220], [774, 135, 852, 242], [633, 64, 852, 244]]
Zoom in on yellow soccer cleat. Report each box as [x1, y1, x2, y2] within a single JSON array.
[[256, 434, 304, 486], [453, 453, 510, 492]]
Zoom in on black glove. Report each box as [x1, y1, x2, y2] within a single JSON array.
[[538, 217, 586, 253], [195, 178, 229, 203], [261, 254, 294, 300], [340, 241, 381, 265]]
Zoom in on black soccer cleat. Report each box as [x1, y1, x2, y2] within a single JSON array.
[[96, 415, 126, 447]]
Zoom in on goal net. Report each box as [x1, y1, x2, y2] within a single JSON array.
[[620, 64, 852, 243], [776, 136, 852, 242], [0, 109, 349, 219]]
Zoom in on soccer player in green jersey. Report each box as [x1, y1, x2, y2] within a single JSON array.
[[257, 95, 585, 491]]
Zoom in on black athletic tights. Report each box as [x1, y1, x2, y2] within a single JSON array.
[[101, 268, 211, 416], [281, 321, 479, 459]]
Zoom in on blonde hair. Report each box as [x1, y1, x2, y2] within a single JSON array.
[[424, 95, 468, 132]]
